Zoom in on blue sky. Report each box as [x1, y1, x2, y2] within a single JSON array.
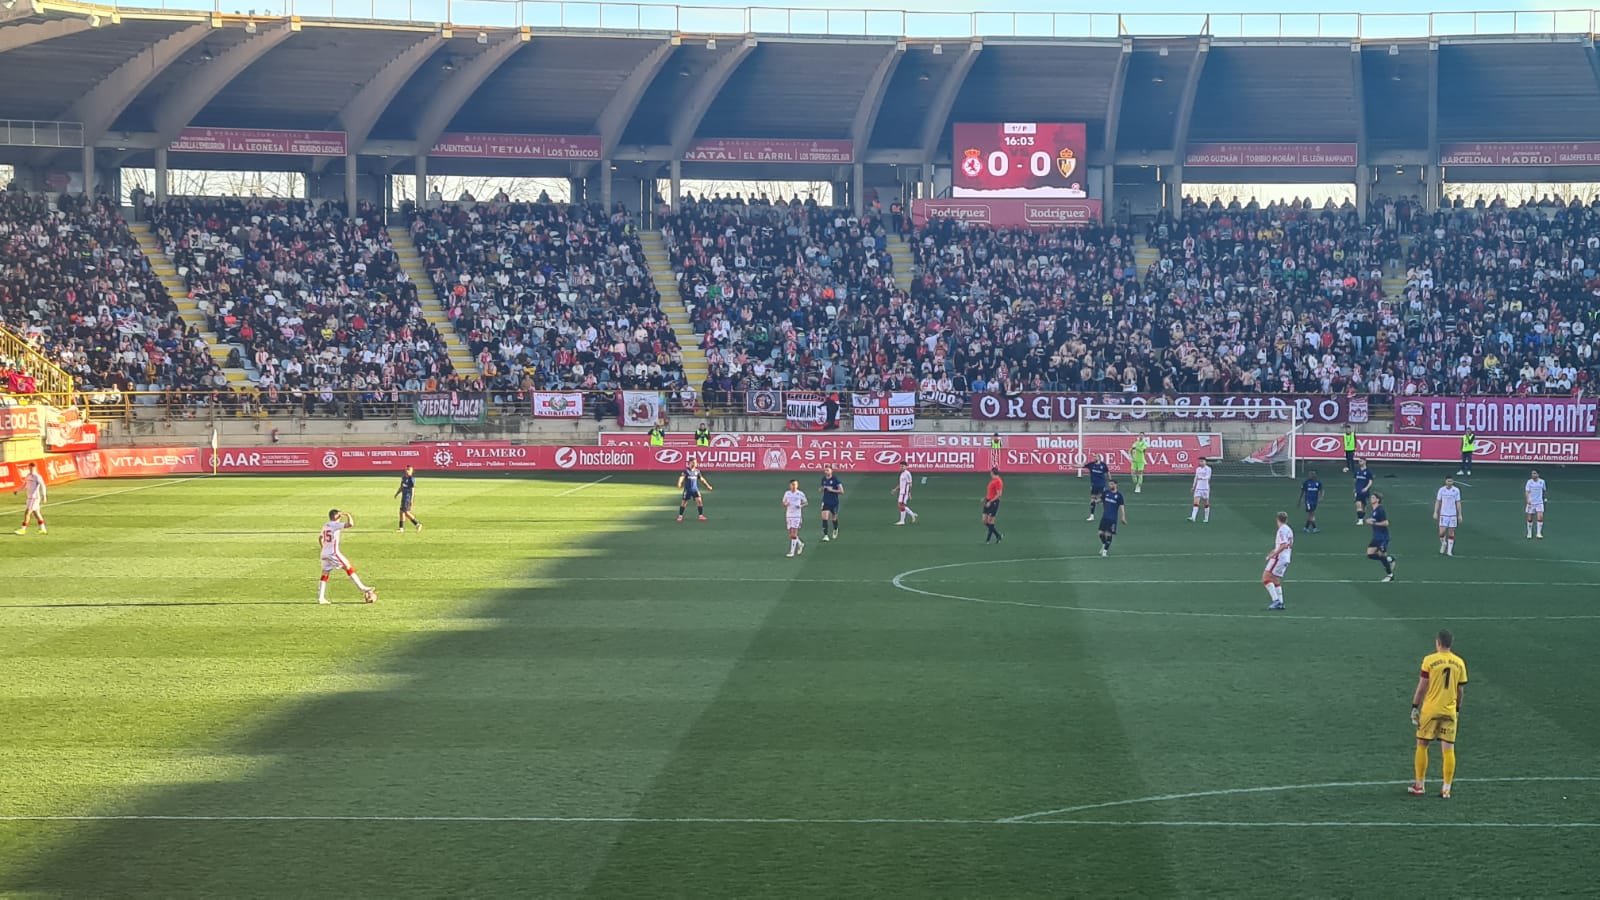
[[267, 0, 1587, 39]]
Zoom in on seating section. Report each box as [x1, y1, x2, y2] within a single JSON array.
[[0, 192, 225, 394], [151, 198, 464, 402], [409, 201, 680, 396], [663, 197, 898, 396], [6, 190, 1599, 404]]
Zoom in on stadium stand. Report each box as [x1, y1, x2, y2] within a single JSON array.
[[149, 198, 469, 412], [662, 196, 898, 402], [0, 191, 228, 398], [409, 201, 684, 400]]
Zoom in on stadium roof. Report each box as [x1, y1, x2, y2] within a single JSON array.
[[5, 2, 1600, 179]]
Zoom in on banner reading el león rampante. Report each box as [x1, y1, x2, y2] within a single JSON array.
[[413, 392, 487, 425], [1392, 396, 1597, 437]]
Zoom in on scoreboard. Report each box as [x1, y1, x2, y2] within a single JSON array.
[[952, 122, 1087, 199]]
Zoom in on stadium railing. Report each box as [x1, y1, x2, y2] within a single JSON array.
[[0, 325, 76, 410], [79, 388, 1394, 425]]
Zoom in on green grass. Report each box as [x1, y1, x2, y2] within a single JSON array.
[[0, 465, 1596, 897]]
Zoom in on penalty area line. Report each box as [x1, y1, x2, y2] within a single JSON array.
[[555, 475, 614, 497], [0, 476, 206, 516]]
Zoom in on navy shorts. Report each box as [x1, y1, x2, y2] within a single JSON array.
[[1369, 537, 1390, 552], [1305, 500, 1318, 512], [1356, 491, 1371, 505], [1099, 518, 1118, 535], [399, 495, 413, 512]]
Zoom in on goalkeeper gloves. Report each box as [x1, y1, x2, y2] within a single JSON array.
[[1410, 705, 1420, 726]]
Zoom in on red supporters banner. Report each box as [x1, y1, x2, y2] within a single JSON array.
[[431, 133, 601, 160], [170, 127, 347, 156], [911, 199, 1101, 228], [1296, 433, 1600, 465], [1184, 143, 1358, 167], [684, 138, 853, 164], [0, 406, 43, 440], [1439, 142, 1600, 167], [971, 393, 1355, 424], [1392, 396, 1598, 437], [785, 391, 830, 431]]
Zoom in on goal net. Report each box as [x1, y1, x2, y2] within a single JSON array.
[[1073, 402, 1299, 479]]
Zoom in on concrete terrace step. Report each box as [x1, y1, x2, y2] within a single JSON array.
[[129, 222, 252, 386], [388, 227, 478, 378]]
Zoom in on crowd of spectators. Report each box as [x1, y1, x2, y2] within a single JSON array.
[[663, 194, 901, 403], [10, 186, 1600, 414], [0, 191, 226, 398], [410, 200, 681, 402], [152, 197, 470, 414]]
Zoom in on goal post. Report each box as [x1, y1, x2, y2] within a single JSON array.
[[1073, 402, 1299, 479]]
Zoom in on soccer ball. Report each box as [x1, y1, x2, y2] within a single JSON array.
[[363, 589, 378, 604]]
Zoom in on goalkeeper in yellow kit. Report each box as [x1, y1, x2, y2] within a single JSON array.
[[1409, 630, 1468, 799], [1130, 434, 1148, 493]]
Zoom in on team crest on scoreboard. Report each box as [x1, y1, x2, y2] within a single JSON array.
[[961, 147, 983, 177], [1056, 147, 1077, 178]]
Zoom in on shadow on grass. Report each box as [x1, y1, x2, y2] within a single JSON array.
[[2, 475, 1173, 897]]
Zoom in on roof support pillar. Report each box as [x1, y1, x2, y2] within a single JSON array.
[[154, 146, 168, 203], [1425, 39, 1440, 213], [151, 24, 296, 147], [1168, 37, 1210, 212], [918, 41, 982, 167], [410, 33, 526, 161], [666, 38, 757, 159], [1101, 39, 1132, 223]]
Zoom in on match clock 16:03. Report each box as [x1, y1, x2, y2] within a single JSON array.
[[952, 122, 1088, 199]]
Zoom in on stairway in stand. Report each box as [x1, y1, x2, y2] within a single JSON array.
[[885, 233, 915, 287], [1132, 234, 1161, 278], [387, 227, 479, 379], [126, 221, 253, 388], [638, 231, 708, 388], [1381, 234, 1414, 303]]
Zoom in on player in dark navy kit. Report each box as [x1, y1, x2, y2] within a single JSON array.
[[819, 466, 844, 542], [1299, 468, 1323, 534], [1353, 458, 1375, 525], [395, 465, 422, 533], [1098, 479, 1128, 557], [1366, 491, 1397, 582], [676, 457, 714, 522], [1085, 454, 1110, 521]]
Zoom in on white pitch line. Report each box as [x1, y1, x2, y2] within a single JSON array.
[[891, 555, 1600, 621], [0, 476, 204, 516], [1001, 775, 1600, 822], [555, 475, 614, 497]]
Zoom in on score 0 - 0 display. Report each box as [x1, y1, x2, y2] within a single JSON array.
[[952, 122, 1088, 199]]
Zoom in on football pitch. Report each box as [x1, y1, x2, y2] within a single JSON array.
[[0, 466, 1595, 897]]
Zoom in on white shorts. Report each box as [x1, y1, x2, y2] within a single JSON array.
[[1265, 557, 1290, 579], [320, 553, 351, 575], [1527, 503, 1545, 515], [1193, 488, 1211, 501], [1439, 514, 1459, 529], [898, 493, 911, 506], [785, 516, 803, 530], [25, 497, 43, 513]]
